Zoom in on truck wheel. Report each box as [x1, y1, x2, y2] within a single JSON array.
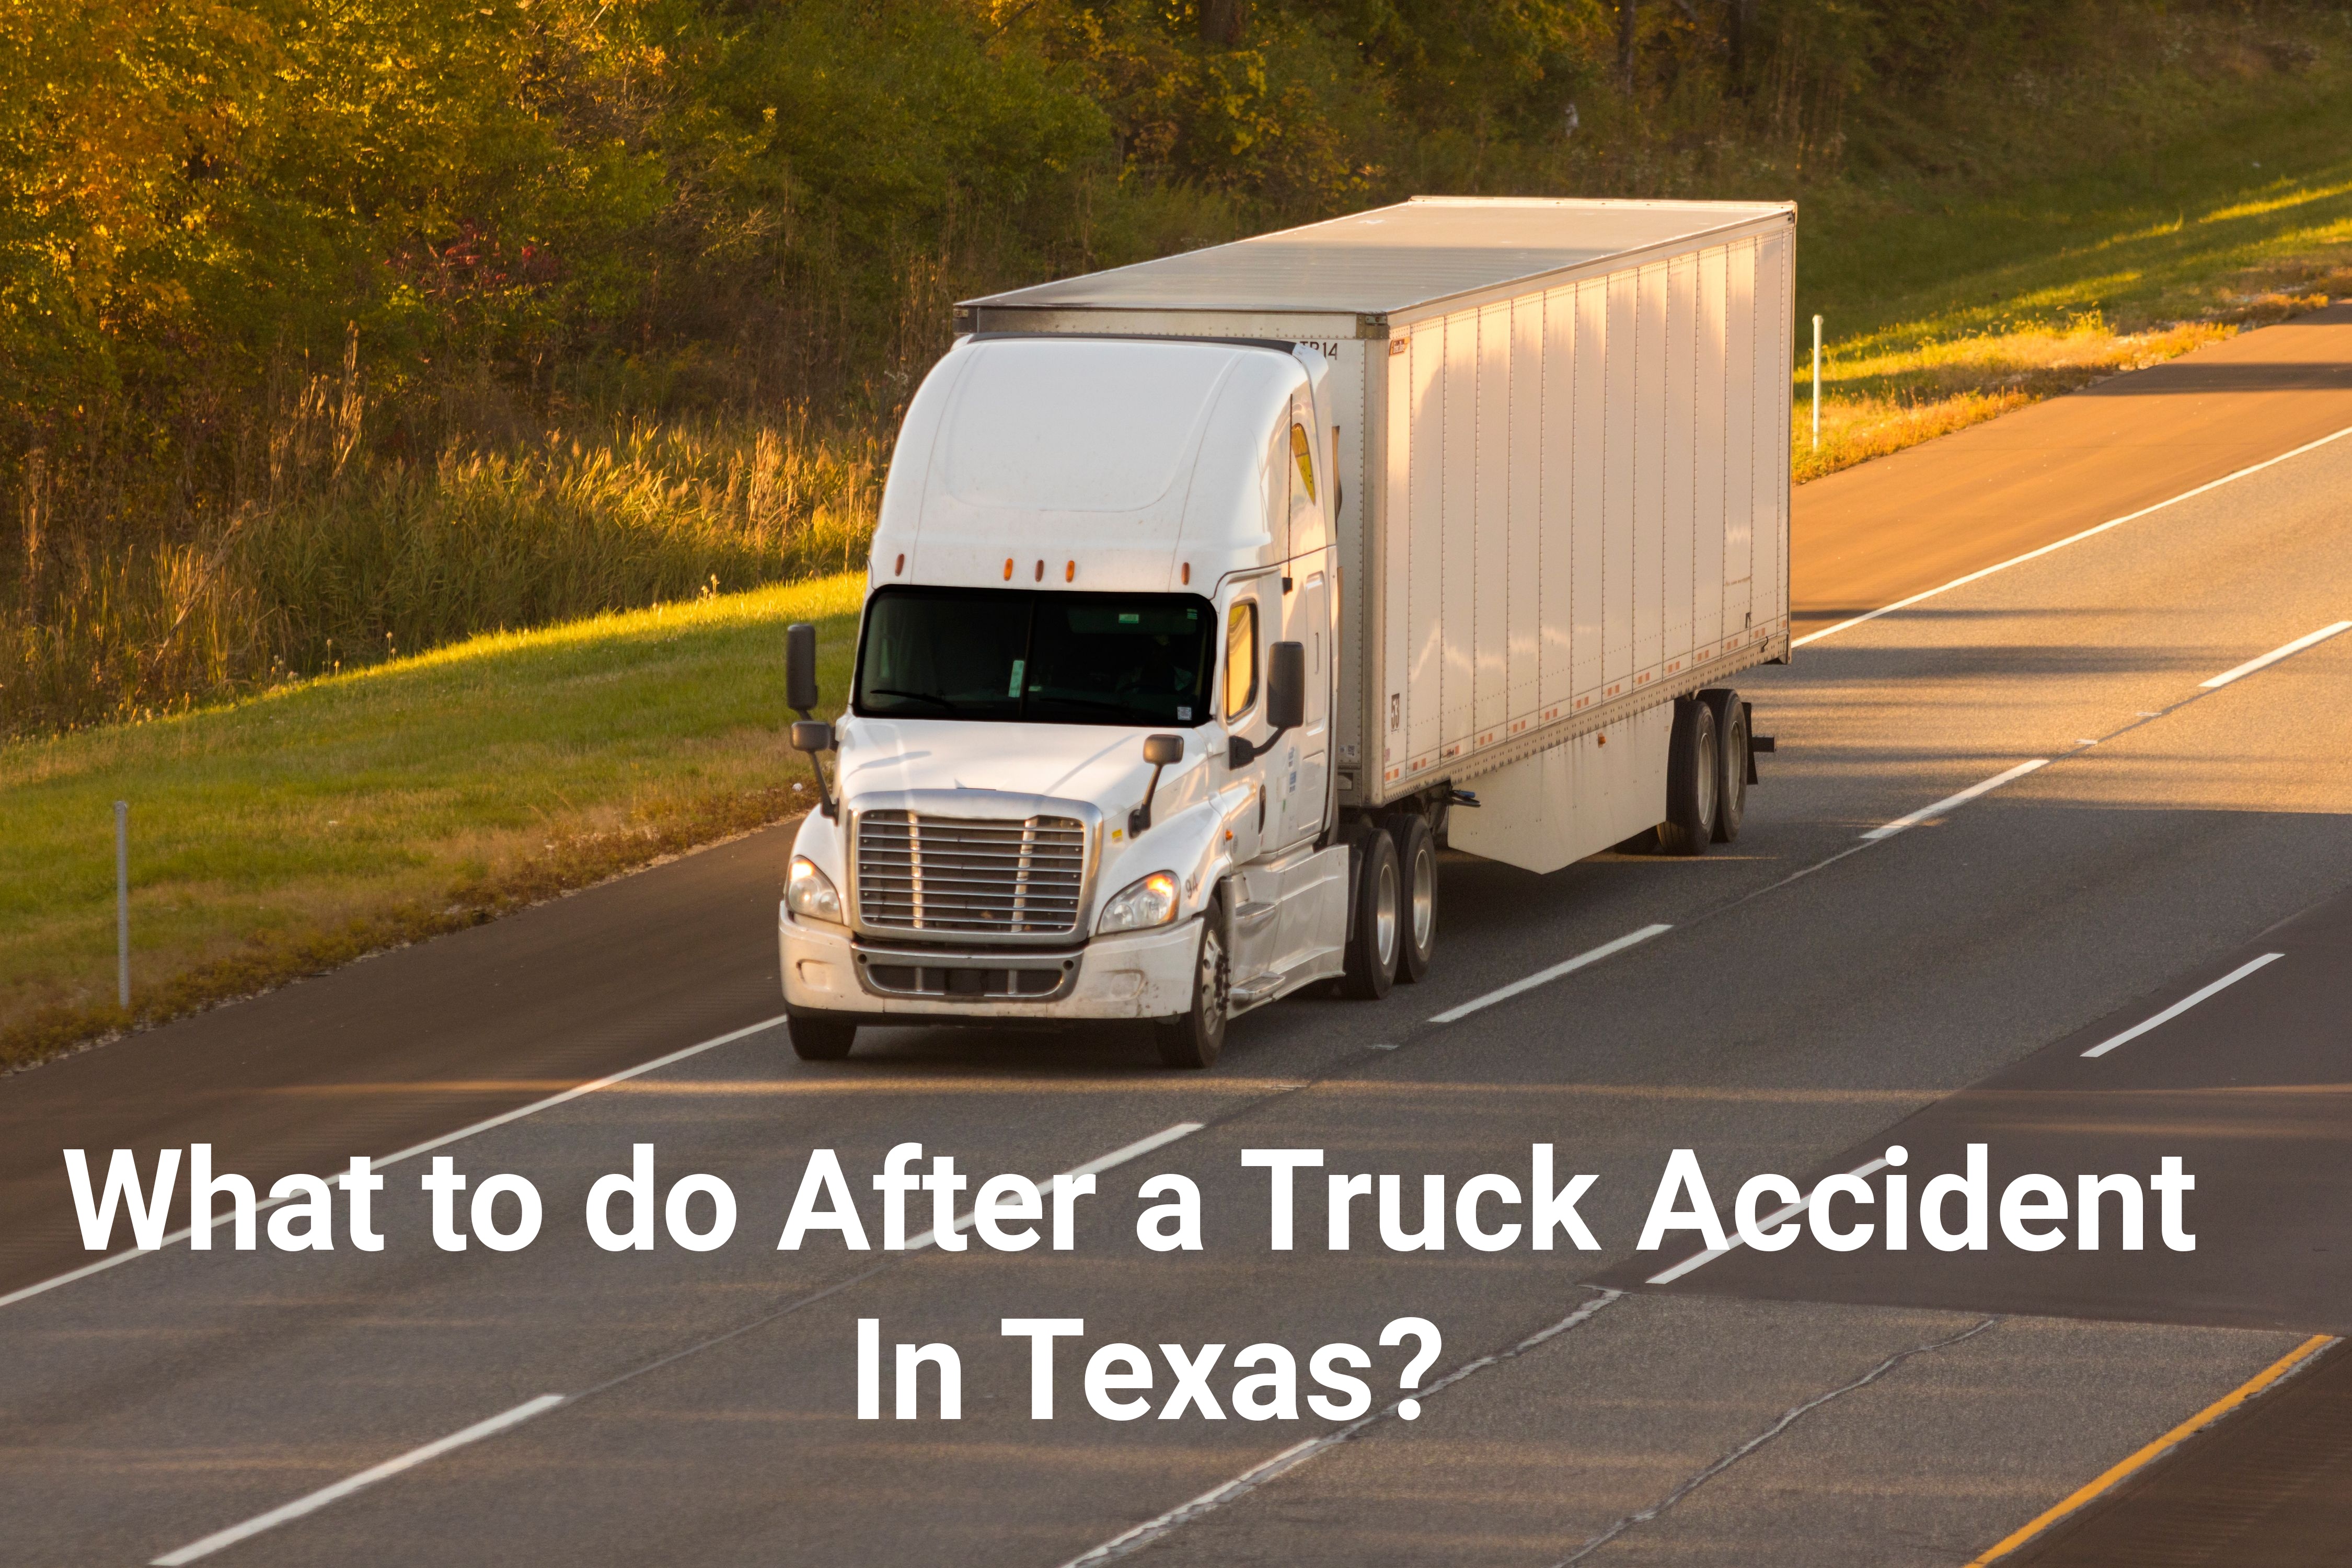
[[1388, 813, 1437, 983], [1700, 688, 1747, 843], [787, 1012, 858, 1061], [1154, 898, 1229, 1069], [1656, 696, 1719, 857], [1341, 828, 1401, 999]]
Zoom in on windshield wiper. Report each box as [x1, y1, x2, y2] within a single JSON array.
[[867, 687, 961, 712], [1029, 694, 1135, 717]]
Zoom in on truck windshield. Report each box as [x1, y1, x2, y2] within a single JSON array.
[[854, 586, 1217, 728]]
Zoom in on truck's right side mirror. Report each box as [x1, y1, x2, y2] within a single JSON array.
[[785, 622, 820, 716], [1265, 640, 1306, 731]]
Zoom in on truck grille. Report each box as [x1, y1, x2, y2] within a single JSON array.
[[855, 811, 1088, 937]]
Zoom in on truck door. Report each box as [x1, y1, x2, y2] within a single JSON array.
[[1278, 572, 1329, 849], [1274, 389, 1330, 851]]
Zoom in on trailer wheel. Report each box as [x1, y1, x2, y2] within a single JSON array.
[[1700, 688, 1747, 844], [1657, 697, 1719, 857], [1154, 897, 1229, 1069], [1341, 828, 1401, 999], [1388, 813, 1438, 983], [787, 1011, 858, 1062]]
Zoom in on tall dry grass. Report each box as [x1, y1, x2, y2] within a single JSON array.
[[3, 391, 883, 736]]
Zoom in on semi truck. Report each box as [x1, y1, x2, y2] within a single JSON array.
[[777, 196, 1795, 1068]]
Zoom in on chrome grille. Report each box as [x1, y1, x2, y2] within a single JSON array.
[[855, 811, 1088, 936]]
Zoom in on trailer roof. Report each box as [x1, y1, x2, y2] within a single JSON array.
[[962, 197, 1793, 319]]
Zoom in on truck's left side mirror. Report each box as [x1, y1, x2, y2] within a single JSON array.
[[785, 622, 821, 717], [1265, 640, 1306, 731], [1229, 641, 1308, 768]]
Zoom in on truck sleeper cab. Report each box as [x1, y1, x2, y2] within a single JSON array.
[[779, 335, 1366, 1068]]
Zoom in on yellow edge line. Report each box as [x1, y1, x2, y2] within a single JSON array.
[[1964, 1332, 2338, 1566]]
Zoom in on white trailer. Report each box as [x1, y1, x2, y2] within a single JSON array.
[[777, 197, 1794, 1067]]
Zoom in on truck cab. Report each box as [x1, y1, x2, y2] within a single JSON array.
[[777, 335, 1399, 1068]]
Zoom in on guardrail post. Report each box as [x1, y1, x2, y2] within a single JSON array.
[[115, 800, 129, 1010], [1811, 314, 1823, 451]]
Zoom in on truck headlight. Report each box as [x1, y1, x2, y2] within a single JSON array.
[[1097, 870, 1180, 935], [787, 855, 843, 923]]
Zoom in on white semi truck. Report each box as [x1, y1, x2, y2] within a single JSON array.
[[777, 197, 1794, 1067]]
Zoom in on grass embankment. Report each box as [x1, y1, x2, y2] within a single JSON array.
[[1797, 85, 2352, 479], [0, 573, 861, 1070]]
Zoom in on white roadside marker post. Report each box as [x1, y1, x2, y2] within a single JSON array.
[[1811, 314, 1823, 451], [114, 800, 129, 1010]]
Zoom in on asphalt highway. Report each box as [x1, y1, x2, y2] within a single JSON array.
[[4, 312, 2350, 1566]]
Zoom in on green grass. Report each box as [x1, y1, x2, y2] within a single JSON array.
[[1793, 81, 2352, 479], [0, 571, 864, 1068]]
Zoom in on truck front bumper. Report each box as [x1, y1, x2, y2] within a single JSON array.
[[778, 906, 1200, 1023]]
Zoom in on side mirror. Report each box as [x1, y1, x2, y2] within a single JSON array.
[[1228, 642, 1306, 767], [1128, 733, 1185, 838], [783, 628, 835, 820], [785, 622, 820, 716], [1265, 640, 1306, 731]]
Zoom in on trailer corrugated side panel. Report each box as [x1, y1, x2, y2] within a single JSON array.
[[1366, 225, 1791, 802]]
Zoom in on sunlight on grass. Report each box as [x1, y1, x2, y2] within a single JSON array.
[[1793, 89, 2352, 484], [0, 571, 866, 1068]]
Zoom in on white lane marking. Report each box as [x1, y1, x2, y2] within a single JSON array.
[[2081, 953, 2285, 1059], [2200, 621, 2352, 689], [1859, 758, 2048, 841], [1645, 1157, 1892, 1286], [1428, 925, 1672, 1025], [0, 1013, 791, 1313], [904, 1122, 1204, 1250], [150, 1394, 566, 1565], [1791, 422, 2352, 648], [1059, 1290, 1623, 1567], [1062, 1122, 1204, 1180]]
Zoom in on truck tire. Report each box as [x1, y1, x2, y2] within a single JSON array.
[[787, 1011, 858, 1061], [1656, 696, 1719, 857], [1341, 828, 1401, 999], [1388, 812, 1437, 984], [1700, 688, 1747, 843], [1154, 898, 1229, 1069]]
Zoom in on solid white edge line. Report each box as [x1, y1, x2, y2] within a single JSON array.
[[904, 1122, 1206, 1251], [0, 1013, 792, 1313], [2081, 953, 2286, 1059], [1790, 422, 2352, 649], [1429, 925, 1673, 1025], [1645, 1158, 1892, 1286], [1860, 758, 2048, 841], [150, 1394, 567, 1565], [1058, 1289, 1624, 1568], [2200, 621, 2352, 689]]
